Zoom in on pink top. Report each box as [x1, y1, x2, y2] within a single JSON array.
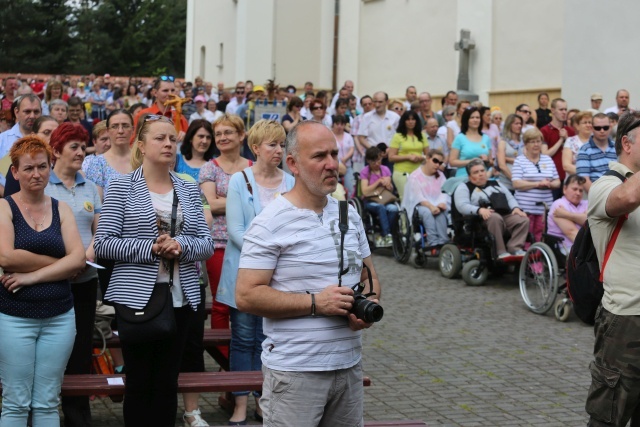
[[359, 165, 391, 186], [547, 196, 588, 251]]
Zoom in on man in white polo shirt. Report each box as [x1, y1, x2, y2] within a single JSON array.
[[236, 121, 382, 427], [357, 91, 400, 151]]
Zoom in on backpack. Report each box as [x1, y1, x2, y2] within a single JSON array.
[[566, 170, 625, 325]]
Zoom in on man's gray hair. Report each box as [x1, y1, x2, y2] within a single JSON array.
[[285, 120, 324, 160], [16, 93, 41, 110], [616, 111, 640, 155], [465, 158, 486, 175]]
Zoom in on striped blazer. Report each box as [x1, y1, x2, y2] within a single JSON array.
[[94, 166, 214, 310]]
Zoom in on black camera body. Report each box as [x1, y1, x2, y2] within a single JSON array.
[[351, 291, 383, 323]]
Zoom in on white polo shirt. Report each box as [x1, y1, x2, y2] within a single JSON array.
[[356, 110, 400, 148]]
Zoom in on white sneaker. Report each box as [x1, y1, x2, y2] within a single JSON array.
[[513, 249, 527, 256], [498, 252, 511, 260], [184, 408, 209, 427], [384, 235, 394, 247], [375, 236, 385, 247]]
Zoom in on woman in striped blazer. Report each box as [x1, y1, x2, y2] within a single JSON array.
[[94, 114, 214, 427]]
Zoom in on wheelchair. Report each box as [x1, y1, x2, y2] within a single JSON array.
[[410, 207, 452, 269], [438, 181, 526, 286], [517, 203, 570, 321], [347, 172, 412, 263]]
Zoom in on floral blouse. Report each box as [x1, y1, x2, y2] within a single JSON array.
[[198, 159, 252, 249]]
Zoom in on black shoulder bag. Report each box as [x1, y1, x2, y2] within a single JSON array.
[[115, 191, 179, 344]]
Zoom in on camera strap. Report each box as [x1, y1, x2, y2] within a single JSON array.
[[338, 200, 350, 286], [337, 200, 375, 296]]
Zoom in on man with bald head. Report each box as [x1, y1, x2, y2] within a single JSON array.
[[236, 120, 381, 427], [425, 117, 449, 170], [330, 79, 362, 114], [604, 89, 633, 115]]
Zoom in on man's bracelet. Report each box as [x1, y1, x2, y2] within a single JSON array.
[[307, 292, 316, 317]]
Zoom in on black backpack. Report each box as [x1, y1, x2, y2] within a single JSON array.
[[566, 170, 625, 325]]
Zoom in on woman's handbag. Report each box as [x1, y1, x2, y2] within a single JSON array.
[[366, 188, 397, 205], [114, 191, 179, 344]]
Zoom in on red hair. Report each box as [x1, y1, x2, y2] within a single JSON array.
[[49, 122, 89, 153], [10, 135, 53, 167]]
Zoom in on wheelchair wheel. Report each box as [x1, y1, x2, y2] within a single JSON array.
[[348, 197, 364, 219], [554, 298, 571, 322], [461, 259, 489, 286], [518, 242, 559, 314], [412, 251, 427, 269], [439, 244, 462, 278], [392, 208, 412, 264]]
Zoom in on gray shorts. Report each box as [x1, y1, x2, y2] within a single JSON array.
[[260, 361, 364, 427]]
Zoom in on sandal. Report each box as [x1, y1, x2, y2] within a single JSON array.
[[184, 408, 209, 427]]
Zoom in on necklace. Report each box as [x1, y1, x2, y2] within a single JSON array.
[[19, 194, 48, 231]]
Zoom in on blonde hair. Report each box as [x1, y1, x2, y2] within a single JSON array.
[[92, 120, 107, 140], [247, 120, 286, 156], [131, 114, 174, 169], [212, 113, 245, 135], [523, 127, 544, 144]]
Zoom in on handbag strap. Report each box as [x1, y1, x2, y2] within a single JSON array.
[[169, 190, 178, 287], [241, 170, 253, 195]]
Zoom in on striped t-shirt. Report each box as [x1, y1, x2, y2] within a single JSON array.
[[512, 154, 558, 215], [239, 195, 371, 372]]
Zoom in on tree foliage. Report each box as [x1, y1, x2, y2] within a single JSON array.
[[0, 0, 186, 77]]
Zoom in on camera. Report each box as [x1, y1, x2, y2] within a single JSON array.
[[351, 289, 383, 323]]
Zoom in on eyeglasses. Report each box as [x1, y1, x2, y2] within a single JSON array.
[[159, 75, 175, 82], [214, 130, 238, 138], [519, 109, 532, 114], [393, 107, 404, 111], [311, 106, 325, 111], [431, 158, 443, 165], [593, 125, 610, 131], [109, 123, 133, 131], [235, 87, 245, 93], [533, 162, 541, 173], [624, 119, 640, 137]]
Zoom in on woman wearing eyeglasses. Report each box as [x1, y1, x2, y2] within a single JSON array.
[[388, 99, 406, 117], [511, 128, 560, 242], [82, 109, 135, 201], [94, 114, 214, 426], [497, 114, 524, 191], [199, 114, 252, 334], [401, 149, 450, 250], [387, 110, 429, 199], [562, 111, 593, 175]]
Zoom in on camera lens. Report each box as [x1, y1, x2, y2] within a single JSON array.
[[352, 298, 384, 323]]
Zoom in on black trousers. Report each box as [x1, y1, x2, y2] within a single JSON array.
[[120, 306, 193, 427], [62, 278, 98, 427], [180, 286, 206, 373]]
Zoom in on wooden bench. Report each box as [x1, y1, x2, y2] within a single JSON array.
[[94, 329, 231, 370], [0, 372, 370, 397]]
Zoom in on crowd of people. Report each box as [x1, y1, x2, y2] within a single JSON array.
[[0, 73, 635, 426]]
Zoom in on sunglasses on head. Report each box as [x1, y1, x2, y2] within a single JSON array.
[[144, 114, 174, 124], [159, 75, 175, 82], [593, 125, 610, 131]]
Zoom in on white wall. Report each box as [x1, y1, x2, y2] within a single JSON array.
[[491, 0, 564, 92], [562, 0, 640, 111]]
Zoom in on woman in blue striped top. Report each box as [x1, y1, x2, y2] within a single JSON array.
[[512, 128, 561, 242], [94, 114, 214, 426]]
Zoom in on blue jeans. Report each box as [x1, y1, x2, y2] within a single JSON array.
[[0, 309, 76, 427], [416, 205, 449, 247], [365, 202, 398, 236], [230, 307, 265, 397]]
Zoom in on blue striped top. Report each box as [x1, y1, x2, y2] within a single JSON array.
[[576, 137, 617, 183]]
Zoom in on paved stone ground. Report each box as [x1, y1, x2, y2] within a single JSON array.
[[81, 251, 593, 425]]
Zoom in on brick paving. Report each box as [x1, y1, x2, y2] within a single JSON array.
[[83, 252, 592, 425]]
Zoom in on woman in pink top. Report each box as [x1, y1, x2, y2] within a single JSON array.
[[547, 174, 588, 254], [402, 149, 450, 248]]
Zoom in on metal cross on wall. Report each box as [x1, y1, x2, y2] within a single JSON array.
[[454, 29, 476, 92]]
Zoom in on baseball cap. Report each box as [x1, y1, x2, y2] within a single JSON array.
[[77, 82, 85, 87], [194, 95, 206, 103], [591, 93, 603, 101], [104, 73, 111, 78], [253, 85, 265, 93]]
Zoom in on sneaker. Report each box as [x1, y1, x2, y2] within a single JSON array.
[[498, 252, 511, 260], [513, 249, 527, 256], [384, 235, 394, 247], [375, 236, 385, 247]]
